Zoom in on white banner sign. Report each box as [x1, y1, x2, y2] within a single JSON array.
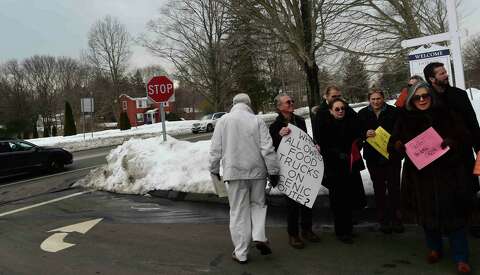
[[408, 44, 452, 86], [276, 124, 324, 208], [81, 98, 94, 113]]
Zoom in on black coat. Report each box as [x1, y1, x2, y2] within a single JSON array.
[[388, 106, 474, 232], [312, 101, 356, 145], [317, 111, 366, 210], [435, 86, 480, 193], [358, 104, 399, 165], [269, 113, 307, 151]]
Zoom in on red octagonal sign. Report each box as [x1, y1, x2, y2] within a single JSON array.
[[147, 76, 174, 103]]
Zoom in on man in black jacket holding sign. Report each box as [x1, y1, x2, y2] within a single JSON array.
[[269, 93, 321, 249]]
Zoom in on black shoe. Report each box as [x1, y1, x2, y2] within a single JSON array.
[[337, 234, 354, 244], [392, 223, 405, 233], [289, 235, 305, 249], [254, 241, 272, 255], [232, 253, 248, 264], [379, 223, 392, 234]]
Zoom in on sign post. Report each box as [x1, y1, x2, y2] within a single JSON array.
[[146, 76, 174, 142], [80, 97, 94, 140], [401, 0, 465, 89]]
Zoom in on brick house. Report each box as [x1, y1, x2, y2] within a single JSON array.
[[119, 94, 175, 127]]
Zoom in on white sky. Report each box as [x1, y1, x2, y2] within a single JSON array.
[[0, 0, 479, 73]]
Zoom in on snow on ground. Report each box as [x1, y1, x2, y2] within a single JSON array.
[[27, 120, 199, 152], [79, 88, 480, 197]]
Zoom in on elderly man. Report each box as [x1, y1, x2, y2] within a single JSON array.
[[209, 93, 280, 264], [269, 93, 321, 249]]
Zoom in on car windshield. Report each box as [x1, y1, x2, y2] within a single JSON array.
[[201, 115, 211, 120]]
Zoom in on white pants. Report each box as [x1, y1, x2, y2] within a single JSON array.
[[227, 179, 268, 261]]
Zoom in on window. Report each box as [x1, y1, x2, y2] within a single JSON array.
[[136, 99, 147, 108], [136, 113, 144, 123], [10, 141, 34, 152], [122, 101, 128, 111]]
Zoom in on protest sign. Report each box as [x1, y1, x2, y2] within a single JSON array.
[[405, 127, 449, 170], [366, 126, 390, 159], [276, 124, 324, 208], [474, 151, 480, 176]]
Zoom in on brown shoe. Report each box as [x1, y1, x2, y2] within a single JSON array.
[[289, 235, 305, 249], [302, 231, 321, 242], [457, 262, 471, 274], [426, 250, 442, 264]]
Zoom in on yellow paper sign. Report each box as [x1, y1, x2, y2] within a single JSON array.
[[366, 126, 391, 159]]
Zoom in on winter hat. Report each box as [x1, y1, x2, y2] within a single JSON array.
[[405, 81, 433, 111], [232, 93, 251, 105]]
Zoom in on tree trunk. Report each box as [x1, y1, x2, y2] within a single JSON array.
[[304, 61, 321, 121]]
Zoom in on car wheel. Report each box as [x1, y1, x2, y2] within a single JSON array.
[[45, 159, 64, 172], [207, 124, 213, 132]]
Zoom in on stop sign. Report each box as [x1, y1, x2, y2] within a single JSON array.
[[146, 76, 174, 103]]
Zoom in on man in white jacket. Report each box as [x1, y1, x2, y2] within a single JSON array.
[[209, 93, 280, 264]]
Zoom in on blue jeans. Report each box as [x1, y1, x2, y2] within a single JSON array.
[[424, 227, 469, 263]]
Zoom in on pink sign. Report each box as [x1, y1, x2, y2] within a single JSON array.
[[405, 127, 450, 170]]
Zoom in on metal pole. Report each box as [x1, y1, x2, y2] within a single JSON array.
[[160, 102, 167, 142], [91, 97, 94, 139], [446, 0, 466, 89]]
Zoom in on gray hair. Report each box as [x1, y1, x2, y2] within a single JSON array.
[[232, 93, 251, 105], [274, 93, 289, 108], [406, 81, 433, 111]]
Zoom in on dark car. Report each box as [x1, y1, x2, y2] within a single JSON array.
[[0, 139, 73, 178]]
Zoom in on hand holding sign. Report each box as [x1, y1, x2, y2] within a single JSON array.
[[366, 126, 390, 159], [405, 127, 449, 170]]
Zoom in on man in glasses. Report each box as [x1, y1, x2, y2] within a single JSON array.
[[394, 75, 424, 108], [424, 62, 480, 237], [209, 93, 280, 263], [269, 93, 321, 249]]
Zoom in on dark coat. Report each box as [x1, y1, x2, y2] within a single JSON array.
[[434, 86, 480, 193], [388, 106, 474, 232], [312, 101, 356, 144], [269, 113, 307, 151], [358, 104, 400, 165], [317, 111, 366, 210]]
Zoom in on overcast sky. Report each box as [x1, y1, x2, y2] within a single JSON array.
[[0, 0, 479, 73]]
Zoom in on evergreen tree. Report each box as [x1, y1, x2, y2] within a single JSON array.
[[63, 101, 77, 136], [318, 66, 334, 96], [378, 56, 409, 97], [341, 54, 370, 103], [119, 112, 131, 130]]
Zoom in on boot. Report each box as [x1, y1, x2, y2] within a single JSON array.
[[289, 235, 305, 249]]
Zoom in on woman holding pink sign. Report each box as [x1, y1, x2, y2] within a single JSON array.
[[388, 81, 474, 274]]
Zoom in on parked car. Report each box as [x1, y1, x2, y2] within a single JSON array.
[[191, 112, 227, 133], [0, 139, 73, 178]]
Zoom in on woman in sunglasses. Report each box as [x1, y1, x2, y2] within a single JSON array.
[[358, 89, 403, 234], [388, 81, 474, 274], [317, 98, 366, 244]]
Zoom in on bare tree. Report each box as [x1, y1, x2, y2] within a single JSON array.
[[234, 0, 355, 115], [142, 0, 234, 111], [331, 0, 451, 59], [464, 34, 480, 88], [87, 15, 131, 117]]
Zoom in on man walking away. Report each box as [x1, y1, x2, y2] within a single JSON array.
[[209, 93, 280, 264]]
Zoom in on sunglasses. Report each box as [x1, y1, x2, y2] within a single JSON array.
[[412, 93, 431, 102], [334, 106, 345, 112], [285, 100, 295, 105]]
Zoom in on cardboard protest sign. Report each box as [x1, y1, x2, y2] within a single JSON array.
[[474, 151, 480, 176], [276, 124, 324, 208], [405, 127, 449, 170], [366, 126, 390, 159]]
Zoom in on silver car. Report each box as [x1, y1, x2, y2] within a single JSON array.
[[191, 112, 226, 133]]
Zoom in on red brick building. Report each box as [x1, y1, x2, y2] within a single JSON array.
[[119, 94, 175, 126]]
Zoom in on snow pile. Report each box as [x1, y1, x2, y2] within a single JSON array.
[[77, 136, 214, 194]]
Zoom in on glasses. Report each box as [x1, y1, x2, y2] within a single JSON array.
[[334, 106, 345, 112], [285, 100, 294, 105], [407, 84, 413, 87], [412, 93, 431, 102]]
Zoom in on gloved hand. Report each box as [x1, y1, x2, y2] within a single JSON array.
[[441, 138, 454, 149], [211, 173, 221, 181], [394, 140, 405, 154], [269, 175, 280, 188]]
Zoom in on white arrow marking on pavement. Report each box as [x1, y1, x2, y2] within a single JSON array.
[[40, 218, 103, 253]]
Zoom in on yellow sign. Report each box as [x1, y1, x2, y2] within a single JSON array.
[[366, 126, 390, 159]]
